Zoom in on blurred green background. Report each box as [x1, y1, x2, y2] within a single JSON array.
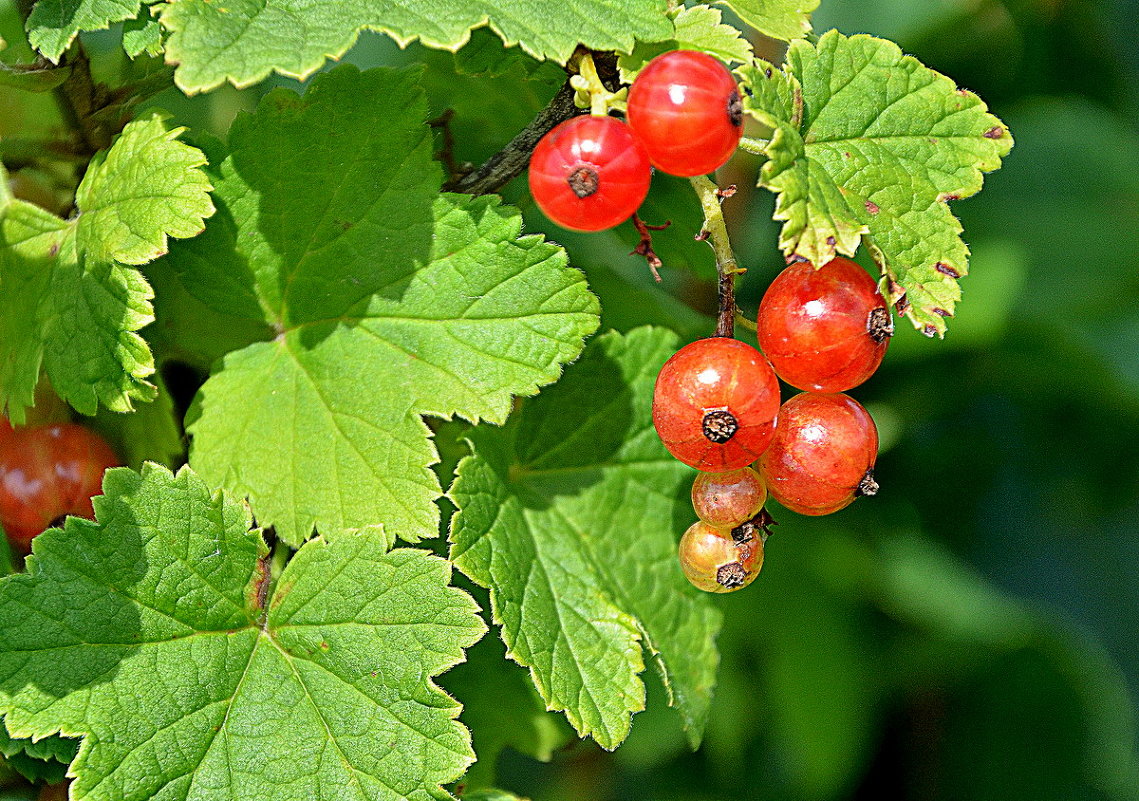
[[2, 0, 1138, 798]]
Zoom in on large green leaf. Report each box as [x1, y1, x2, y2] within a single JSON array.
[[159, 0, 672, 93], [0, 114, 212, 420], [26, 0, 141, 61], [0, 463, 486, 801], [0, 198, 154, 420], [75, 113, 214, 267], [717, 0, 818, 42], [618, 5, 754, 82], [449, 327, 721, 751], [181, 66, 599, 547], [740, 31, 1013, 336], [0, 726, 77, 784]]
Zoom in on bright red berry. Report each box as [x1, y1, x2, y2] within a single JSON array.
[[758, 392, 879, 516], [528, 115, 651, 232], [691, 467, 767, 528], [0, 423, 119, 551], [757, 257, 893, 392], [653, 338, 781, 472], [678, 520, 764, 593], [626, 50, 743, 177]]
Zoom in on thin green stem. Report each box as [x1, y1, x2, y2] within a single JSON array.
[[690, 175, 744, 338], [738, 135, 769, 156]]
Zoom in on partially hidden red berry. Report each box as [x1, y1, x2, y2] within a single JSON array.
[[691, 467, 767, 528], [758, 392, 879, 516], [0, 423, 119, 551], [653, 338, 781, 472], [528, 115, 651, 232], [627, 50, 743, 177], [757, 257, 893, 392], [678, 520, 764, 593]]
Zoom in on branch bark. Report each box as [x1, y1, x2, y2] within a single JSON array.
[[444, 80, 582, 195], [445, 50, 621, 196]]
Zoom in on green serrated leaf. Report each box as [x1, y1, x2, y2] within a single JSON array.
[[0, 463, 486, 801], [122, 10, 162, 58], [26, 0, 141, 61], [2, 729, 78, 765], [0, 726, 78, 784], [717, 0, 818, 41], [0, 196, 66, 418], [618, 4, 753, 82], [180, 66, 599, 547], [143, 253, 275, 370], [741, 31, 1013, 335], [449, 327, 721, 751], [451, 27, 558, 79], [159, 0, 672, 93], [1, 112, 213, 420], [75, 112, 213, 266], [0, 195, 156, 421]]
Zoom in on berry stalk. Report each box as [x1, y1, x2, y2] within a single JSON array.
[[737, 136, 769, 156], [690, 175, 744, 338]]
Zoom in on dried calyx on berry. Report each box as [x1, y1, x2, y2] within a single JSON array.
[[678, 520, 764, 593]]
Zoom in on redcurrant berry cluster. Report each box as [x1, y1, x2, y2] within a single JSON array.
[[529, 50, 742, 232], [0, 420, 119, 552], [654, 257, 892, 593]]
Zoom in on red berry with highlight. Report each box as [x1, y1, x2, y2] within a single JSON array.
[[0, 423, 119, 551], [757, 257, 893, 392], [652, 338, 781, 472], [627, 50, 744, 177], [528, 115, 651, 232], [758, 392, 879, 516], [691, 467, 767, 528], [678, 520, 764, 593]]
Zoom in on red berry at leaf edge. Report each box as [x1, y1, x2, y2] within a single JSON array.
[[653, 338, 781, 472], [528, 115, 651, 232], [691, 467, 767, 528], [627, 50, 743, 177], [757, 257, 893, 392], [758, 392, 879, 516], [0, 423, 119, 551], [678, 520, 764, 593]]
